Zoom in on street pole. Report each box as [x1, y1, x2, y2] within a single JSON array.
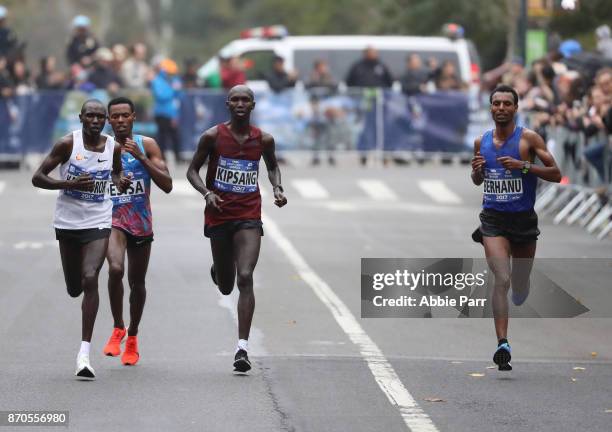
[[518, 0, 527, 62]]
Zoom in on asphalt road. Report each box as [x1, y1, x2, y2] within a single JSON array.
[[1, 160, 610, 432]]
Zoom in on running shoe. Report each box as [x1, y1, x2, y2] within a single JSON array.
[[511, 287, 530, 306], [75, 354, 95, 380], [103, 327, 126, 356], [493, 342, 512, 371], [210, 264, 217, 286], [122, 336, 140, 366], [233, 349, 251, 373]]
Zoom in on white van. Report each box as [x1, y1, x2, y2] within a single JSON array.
[[198, 26, 482, 92]]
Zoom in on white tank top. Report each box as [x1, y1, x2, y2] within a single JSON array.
[[54, 130, 115, 230]]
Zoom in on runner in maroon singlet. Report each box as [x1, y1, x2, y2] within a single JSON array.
[[187, 85, 287, 372]]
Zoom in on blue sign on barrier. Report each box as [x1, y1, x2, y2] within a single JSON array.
[[0, 89, 472, 158]]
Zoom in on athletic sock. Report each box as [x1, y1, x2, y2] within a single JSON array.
[[236, 339, 248, 353], [79, 341, 91, 357], [498, 338, 509, 346]]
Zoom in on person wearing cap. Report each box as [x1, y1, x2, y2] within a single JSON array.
[[150, 58, 184, 163], [66, 15, 99, 67], [0, 5, 19, 59]]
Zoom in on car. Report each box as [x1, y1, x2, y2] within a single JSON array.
[[198, 25, 482, 92]]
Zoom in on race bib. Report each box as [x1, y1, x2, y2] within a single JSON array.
[[109, 168, 147, 205], [214, 156, 259, 194], [483, 168, 523, 203], [63, 164, 110, 202]]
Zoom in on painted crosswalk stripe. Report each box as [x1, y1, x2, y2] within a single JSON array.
[[0, 181, 5, 195], [291, 179, 330, 199], [357, 179, 398, 201], [417, 180, 462, 204]]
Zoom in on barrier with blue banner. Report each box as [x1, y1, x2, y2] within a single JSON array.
[[0, 88, 472, 159]]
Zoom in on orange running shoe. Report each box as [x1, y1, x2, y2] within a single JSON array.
[[103, 327, 126, 356], [122, 336, 140, 366]]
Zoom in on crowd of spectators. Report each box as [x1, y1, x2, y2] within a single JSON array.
[[482, 27, 612, 187]]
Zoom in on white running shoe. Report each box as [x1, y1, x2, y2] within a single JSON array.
[[75, 354, 96, 380]]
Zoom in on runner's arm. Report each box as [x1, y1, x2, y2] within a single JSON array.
[[525, 130, 562, 183], [471, 136, 485, 186], [186, 128, 216, 197], [141, 137, 172, 193], [31, 135, 91, 190], [262, 133, 287, 207], [112, 142, 131, 193]]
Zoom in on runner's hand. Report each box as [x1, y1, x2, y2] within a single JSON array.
[[205, 192, 224, 213], [496, 156, 523, 170], [124, 138, 145, 161], [274, 189, 287, 208], [117, 174, 132, 193], [67, 173, 95, 192], [471, 152, 485, 173]]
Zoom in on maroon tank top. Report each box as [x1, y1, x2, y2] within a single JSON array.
[[204, 123, 263, 226]]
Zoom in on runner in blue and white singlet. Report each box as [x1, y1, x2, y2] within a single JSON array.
[[103, 97, 172, 366]]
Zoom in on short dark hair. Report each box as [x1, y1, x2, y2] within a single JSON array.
[[107, 96, 135, 114], [490, 85, 519, 105], [81, 99, 105, 114]]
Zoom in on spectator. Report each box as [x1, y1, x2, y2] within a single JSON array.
[[88, 47, 123, 93], [345, 47, 393, 88], [10, 59, 31, 95], [582, 85, 611, 183], [120, 43, 149, 89], [220, 55, 246, 90], [151, 58, 183, 163], [596, 25, 612, 60], [306, 59, 337, 92], [400, 54, 428, 95], [0, 55, 13, 98], [66, 15, 99, 67], [0, 5, 19, 60], [264, 55, 297, 93], [111, 43, 128, 73], [35, 56, 66, 90], [434, 60, 466, 91], [182, 57, 201, 89]]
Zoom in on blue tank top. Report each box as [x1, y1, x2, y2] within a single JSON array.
[[109, 135, 153, 236], [480, 126, 537, 212]]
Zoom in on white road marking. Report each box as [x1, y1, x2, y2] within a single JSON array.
[[291, 179, 330, 199], [0, 181, 5, 195], [418, 180, 462, 204], [263, 213, 439, 432], [357, 179, 398, 201]]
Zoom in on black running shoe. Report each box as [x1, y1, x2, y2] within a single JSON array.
[[210, 264, 217, 286], [493, 342, 512, 371], [233, 349, 251, 373]]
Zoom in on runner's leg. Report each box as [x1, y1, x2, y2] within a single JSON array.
[[107, 228, 128, 329], [483, 236, 512, 341], [210, 235, 236, 295], [59, 240, 83, 297], [126, 242, 151, 336], [233, 228, 261, 341], [80, 237, 108, 342]]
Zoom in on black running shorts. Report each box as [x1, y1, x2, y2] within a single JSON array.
[[475, 208, 540, 244], [55, 228, 111, 244], [113, 227, 154, 248], [204, 219, 264, 239]]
